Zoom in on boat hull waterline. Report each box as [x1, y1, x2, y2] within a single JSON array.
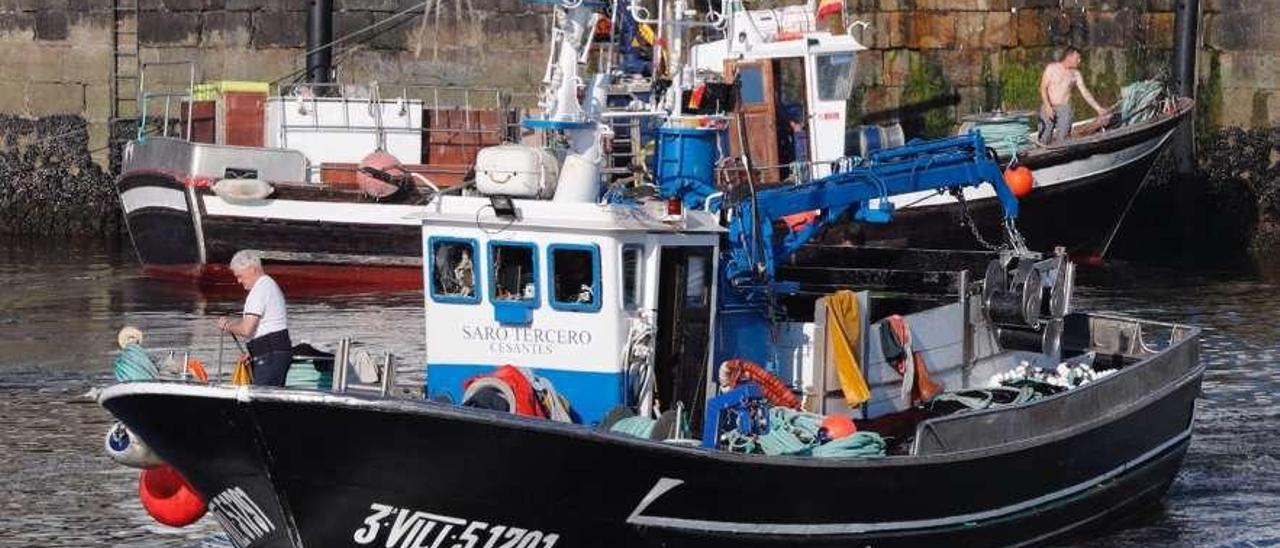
[[100, 324, 1203, 548], [118, 170, 423, 290]]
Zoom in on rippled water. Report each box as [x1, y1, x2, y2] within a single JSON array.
[[1, 238, 1276, 547]]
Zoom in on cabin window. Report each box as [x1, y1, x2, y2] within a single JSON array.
[[429, 237, 480, 304], [549, 244, 602, 312], [738, 65, 766, 105], [815, 53, 856, 101], [622, 245, 643, 310], [490, 242, 538, 306]]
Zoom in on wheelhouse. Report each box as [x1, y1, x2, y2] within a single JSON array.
[[419, 196, 723, 423], [691, 4, 863, 181]]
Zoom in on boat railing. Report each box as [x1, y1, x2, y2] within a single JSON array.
[[135, 60, 198, 142], [716, 156, 861, 187], [272, 81, 513, 137]]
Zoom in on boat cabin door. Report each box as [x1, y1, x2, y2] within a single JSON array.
[[727, 58, 811, 184], [654, 246, 715, 429], [727, 60, 780, 183]]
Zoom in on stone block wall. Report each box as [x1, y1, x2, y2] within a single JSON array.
[[0, 0, 551, 162], [840, 0, 1280, 137]]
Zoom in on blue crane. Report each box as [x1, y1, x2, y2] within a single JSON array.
[[716, 131, 1025, 297]]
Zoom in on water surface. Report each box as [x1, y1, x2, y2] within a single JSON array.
[[0, 238, 1275, 546]]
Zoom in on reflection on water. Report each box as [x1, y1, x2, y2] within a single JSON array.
[[0, 239, 1276, 546], [0, 238, 421, 547]]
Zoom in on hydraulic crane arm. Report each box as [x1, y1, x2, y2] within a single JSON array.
[[723, 131, 1023, 288]]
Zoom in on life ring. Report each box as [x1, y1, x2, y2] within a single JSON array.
[[461, 365, 545, 418], [104, 422, 164, 469], [139, 464, 207, 527], [718, 359, 801, 409]]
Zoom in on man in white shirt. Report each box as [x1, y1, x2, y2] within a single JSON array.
[[1038, 46, 1110, 144], [217, 250, 292, 386]]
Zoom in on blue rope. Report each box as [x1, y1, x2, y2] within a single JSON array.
[[611, 416, 657, 438], [727, 407, 886, 459]]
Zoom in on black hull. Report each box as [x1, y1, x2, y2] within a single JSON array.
[[864, 149, 1159, 256], [117, 171, 424, 289], [863, 101, 1192, 256], [101, 317, 1203, 548]]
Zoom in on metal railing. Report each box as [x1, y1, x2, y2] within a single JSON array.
[[271, 82, 516, 152], [136, 60, 197, 141]]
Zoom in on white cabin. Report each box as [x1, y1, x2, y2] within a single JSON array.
[[690, 6, 864, 180], [419, 196, 723, 424]]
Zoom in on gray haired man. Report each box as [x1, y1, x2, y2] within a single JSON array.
[[216, 250, 292, 386]]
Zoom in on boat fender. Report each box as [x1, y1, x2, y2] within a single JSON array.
[[212, 178, 274, 204], [1002, 165, 1034, 198], [104, 422, 164, 469], [139, 464, 207, 527], [718, 359, 801, 409], [357, 150, 411, 199]]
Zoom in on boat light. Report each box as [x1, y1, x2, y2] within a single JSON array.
[[490, 195, 518, 219]]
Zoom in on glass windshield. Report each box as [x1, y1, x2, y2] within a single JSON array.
[[816, 53, 856, 101]]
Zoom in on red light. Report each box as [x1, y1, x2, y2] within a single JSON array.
[[666, 198, 682, 216]]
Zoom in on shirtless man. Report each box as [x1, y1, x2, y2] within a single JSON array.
[[1039, 47, 1109, 144]]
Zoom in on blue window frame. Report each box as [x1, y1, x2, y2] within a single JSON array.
[[427, 236, 480, 304], [548, 243, 602, 312], [489, 241, 539, 307]]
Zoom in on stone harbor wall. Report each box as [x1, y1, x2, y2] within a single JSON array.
[[0, 116, 119, 235], [0, 0, 1279, 253]]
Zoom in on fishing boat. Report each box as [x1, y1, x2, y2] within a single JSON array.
[[99, 1, 1203, 545], [99, 158, 1204, 547], [114, 0, 1189, 292], [858, 98, 1194, 257], [115, 2, 514, 290]]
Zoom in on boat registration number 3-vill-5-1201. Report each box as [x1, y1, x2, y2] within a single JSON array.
[[353, 503, 561, 548]]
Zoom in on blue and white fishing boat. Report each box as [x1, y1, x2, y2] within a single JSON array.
[[98, 0, 1204, 546]]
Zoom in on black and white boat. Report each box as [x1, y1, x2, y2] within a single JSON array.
[[99, 194, 1204, 548], [860, 99, 1194, 257], [99, 3, 1203, 546]]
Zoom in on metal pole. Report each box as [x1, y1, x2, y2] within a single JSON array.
[[306, 0, 335, 90], [1172, 0, 1200, 175], [333, 338, 349, 393], [379, 353, 395, 397], [217, 330, 225, 384]]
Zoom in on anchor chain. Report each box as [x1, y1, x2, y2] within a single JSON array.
[[951, 188, 1003, 252]]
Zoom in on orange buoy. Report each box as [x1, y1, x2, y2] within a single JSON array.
[[139, 465, 207, 527], [821, 414, 857, 439], [1003, 166, 1034, 198]]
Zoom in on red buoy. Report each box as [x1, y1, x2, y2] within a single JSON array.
[[139, 465, 207, 527], [1003, 166, 1034, 198], [821, 414, 858, 439]]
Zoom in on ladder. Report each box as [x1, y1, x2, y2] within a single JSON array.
[[110, 0, 141, 130]]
